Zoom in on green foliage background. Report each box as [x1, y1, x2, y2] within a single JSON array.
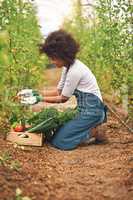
[[0, 0, 46, 128], [0, 0, 132, 132], [63, 0, 133, 116]]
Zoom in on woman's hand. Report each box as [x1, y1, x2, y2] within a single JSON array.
[[15, 88, 41, 105], [17, 89, 39, 97], [20, 95, 43, 105]]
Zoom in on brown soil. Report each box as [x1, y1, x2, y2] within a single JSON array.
[[0, 69, 133, 200]]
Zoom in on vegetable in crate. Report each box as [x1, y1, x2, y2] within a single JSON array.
[[27, 107, 77, 134], [14, 124, 25, 132], [10, 112, 25, 131], [58, 108, 77, 126], [27, 107, 60, 133]]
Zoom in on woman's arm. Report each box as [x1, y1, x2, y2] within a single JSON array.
[[42, 95, 69, 103], [40, 88, 60, 97], [57, 67, 67, 91]]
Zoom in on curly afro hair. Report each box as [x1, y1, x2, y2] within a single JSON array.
[[40, 30, 80, 67]]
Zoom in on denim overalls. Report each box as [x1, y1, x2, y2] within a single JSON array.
[[50, 89, 107, 150]]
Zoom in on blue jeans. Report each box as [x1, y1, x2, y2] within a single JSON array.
[[50, 90, 107, 150]]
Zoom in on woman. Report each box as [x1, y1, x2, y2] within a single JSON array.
[[20, 30, 107, 150]]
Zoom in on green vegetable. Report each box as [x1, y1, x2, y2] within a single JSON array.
[[58, 108, 78, 126], [9, 113, 18, 124], [27, 107, 77, 135], [28, 117, 53, 133], [11, 122, 18, 129], [28, 107, 59, 126]]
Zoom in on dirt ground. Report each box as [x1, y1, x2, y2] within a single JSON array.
[[0, 69, 133, 200]]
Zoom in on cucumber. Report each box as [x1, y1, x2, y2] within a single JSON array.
[[27, 117, 53, 133]]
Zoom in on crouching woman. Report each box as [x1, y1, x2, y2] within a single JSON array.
[[23, 30, 108, 150]]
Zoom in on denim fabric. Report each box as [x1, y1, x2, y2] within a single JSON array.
[[50, 90, 107, 150]]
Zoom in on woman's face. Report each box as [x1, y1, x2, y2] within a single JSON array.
[[49, 57, 66, 68]]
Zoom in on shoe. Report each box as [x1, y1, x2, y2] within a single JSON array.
[[82, 137, 96, 145], [95, 137, 108, 144], [91, 125, 108, 144]]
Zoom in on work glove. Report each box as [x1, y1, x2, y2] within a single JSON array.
[[17, 89, 39, 98], [20, 95, 43, 105]]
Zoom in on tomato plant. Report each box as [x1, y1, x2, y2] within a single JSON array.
[[0, 0, 47, 131], [63, 0, 132, 116]]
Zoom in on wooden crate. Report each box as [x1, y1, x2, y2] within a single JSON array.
[[6, 130, 44, 146]]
